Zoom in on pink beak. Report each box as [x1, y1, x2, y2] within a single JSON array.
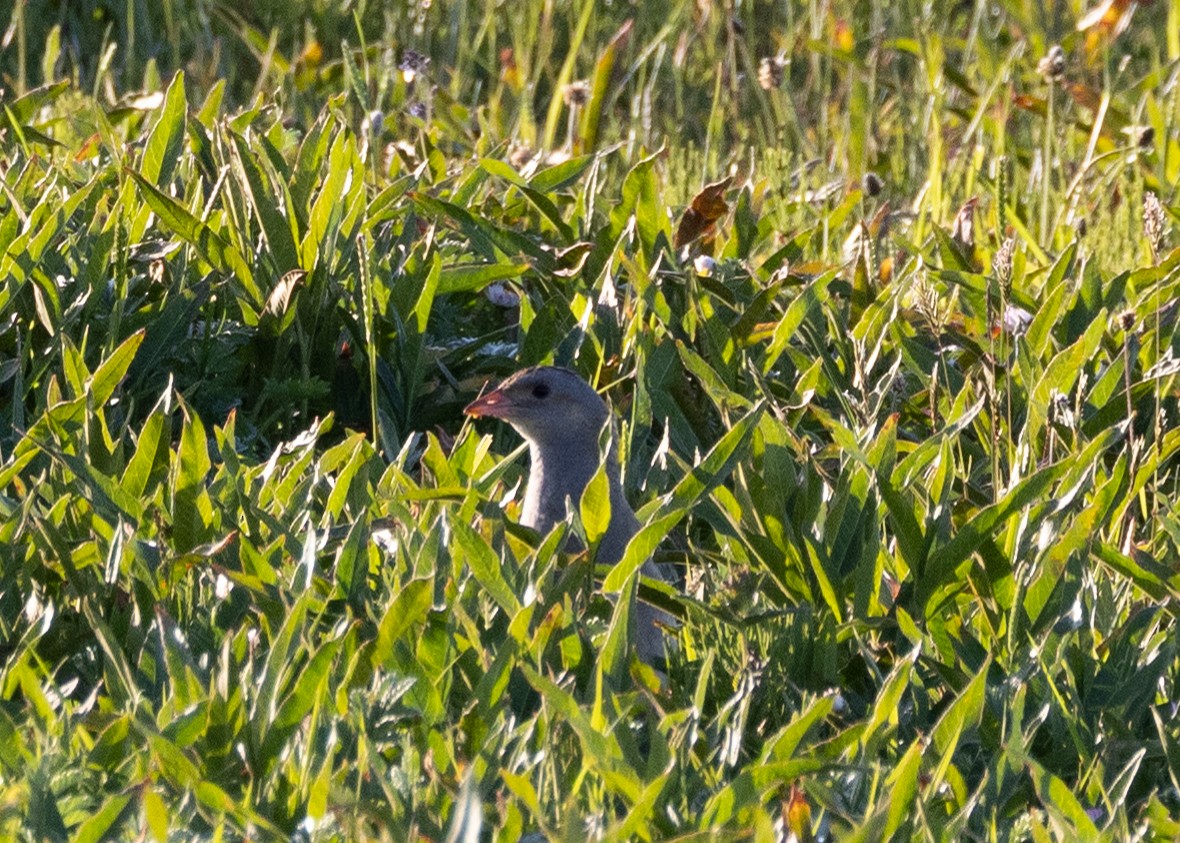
[[464, 387, 511, 419]]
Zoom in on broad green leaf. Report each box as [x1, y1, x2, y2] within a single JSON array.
[[141, 72, 187, 186], [764, 695, 836, 761], [60, 335, 87, 399], [605, 404, 761, 592], [91, 329, 145, 407], [126, 169, 260, 306], [1027, 757, 1100, 841], [452, 520, 520, 616], [413, 251, 441, 334], [230, 132, 300, 273], [437, 261, 530, 294], [478, 157, 528, 188], [607, 149, 665, 263], [271, 637, 341, 734], [927, 659, 989, 793], [580, 460, 612, 549], [411, 192, 551, 268], [324, 434, 368, 521], [5, 80, 69, 125], [302, 128, 359, 269], [74, 793, 132, 843], [372, 578, 433, 667], [529, 154, 595, 193], [920, 423, 1122, 612], [169, 398, 213, 552], [701, 758, 831, 827], [122, 409, 170, 501], [762, 272, 835, 374], [142, 788, 168, 842]]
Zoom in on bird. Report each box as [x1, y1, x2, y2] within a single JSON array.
[[464, 365, 674, 666]]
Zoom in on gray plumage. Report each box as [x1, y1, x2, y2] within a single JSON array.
[[465, 366, 673, 665]]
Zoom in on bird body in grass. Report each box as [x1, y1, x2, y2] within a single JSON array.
[[465, 366, 673, 665]]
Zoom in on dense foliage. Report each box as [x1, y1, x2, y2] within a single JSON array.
[[2, 0, 1180, 839]]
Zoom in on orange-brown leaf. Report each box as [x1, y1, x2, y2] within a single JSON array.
[[675, 177, 732, 249]]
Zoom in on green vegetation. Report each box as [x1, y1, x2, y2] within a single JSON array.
[[2, 0, 1180, 839]]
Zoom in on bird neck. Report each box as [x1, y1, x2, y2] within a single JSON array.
[[521, 433, 628, 534], [521, 438, 594, 535]]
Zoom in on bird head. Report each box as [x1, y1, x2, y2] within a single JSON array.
[[464, 366, 610, 448]]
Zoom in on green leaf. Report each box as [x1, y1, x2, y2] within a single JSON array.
[[701, 759, 831, 827], [230, 131, 300, 273], [437, 260, 530, 294], [271, 638, 340, 734], [919, 424, 1122, 612], [83, 601, 140, 708], [878, 475, 926, 576], [762, 272, 835, 374], [141, 71, 187, 186], [302, 128, 360, 269], [411, 192, 551, 268], [1027, 757, 1100, 841], [60, 335, 87, 399], [881, 738, 923, 839], [90, 330, 145, 407], [74, 794, 132, 843], [195, 79, 225, 128], [413, 251, 441, 334], [5, 80, 69, 125], [142, 788, 169, 842], [600, 565, 635, 684], [169, 397, 213, 552], [580, 460, 612, 550], [580, 20, 632, 153], [122, 408, 170, 501], [605, 404, 762, 592], [372, 578, 433, 668], [529, 154, 595, 193], [126, 169, 260, 307], [478, 157, 529, 188], [452, 521, 520, 616], [927, 659, 989, 793], [608, 149, 666, 263]]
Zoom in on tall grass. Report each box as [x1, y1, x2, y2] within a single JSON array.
[[1, 0, 1180, 840]]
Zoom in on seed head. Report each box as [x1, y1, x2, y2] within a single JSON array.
[[1144, 192, 1168, 263], [862, 171, 884, 197], [993, 237, 1014, 296], [757, 56, 786, 91], [913, 276, 946, 335], [1037, 45, 1066, 83], [562, 80, 591, 108], [1117, 309, 1137, 333]]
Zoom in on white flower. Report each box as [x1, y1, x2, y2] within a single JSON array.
[[693, 255, 717, 277]]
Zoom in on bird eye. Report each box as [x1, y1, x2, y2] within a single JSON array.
[[531, 383, 551, 399]]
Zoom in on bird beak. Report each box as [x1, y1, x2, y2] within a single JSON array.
[[465, 386, 509, 418]]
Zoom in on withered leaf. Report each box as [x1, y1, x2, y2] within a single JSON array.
[[951, 197, 978, 251], [265, 269, 307, 318], [675, 176, 732, 249]]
